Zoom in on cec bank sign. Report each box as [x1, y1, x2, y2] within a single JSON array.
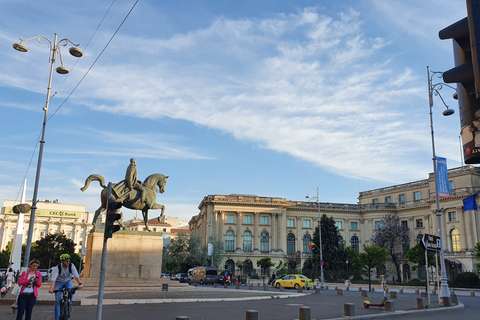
[[5, 207, 82, 219]]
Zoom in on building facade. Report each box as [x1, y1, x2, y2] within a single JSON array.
[[124, 216, 190, 247], [0, 199, 94, 255], [190, 166, 480, 281]]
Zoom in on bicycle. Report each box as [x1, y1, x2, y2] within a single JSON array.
[[53, 287, 78, 320]]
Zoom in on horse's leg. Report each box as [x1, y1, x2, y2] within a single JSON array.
[[150, 203, 165, 217], [142, 209, 151, 232]]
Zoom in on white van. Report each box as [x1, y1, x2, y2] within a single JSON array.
[[188, 266, 218, 285]]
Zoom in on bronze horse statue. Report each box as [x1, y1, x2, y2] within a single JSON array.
[[80, 173, 168, 232]]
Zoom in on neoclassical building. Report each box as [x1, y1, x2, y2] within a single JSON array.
[[0, 199, 94, 254], [190, 165, 480, 281]]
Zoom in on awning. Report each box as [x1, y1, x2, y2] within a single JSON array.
[[445, 259, 462, 265]]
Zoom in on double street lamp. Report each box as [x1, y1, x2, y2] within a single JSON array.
[[13, 34, 83, 268], [427, 66, 455, 299], [306, 187, 324, 289]]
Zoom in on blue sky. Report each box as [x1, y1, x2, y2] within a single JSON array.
[[0, 0, 469, 222]]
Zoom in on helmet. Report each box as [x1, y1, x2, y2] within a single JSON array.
[[60, 254, 71, 261]]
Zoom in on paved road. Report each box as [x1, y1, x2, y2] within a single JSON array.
[[0, 285, 475, 320]]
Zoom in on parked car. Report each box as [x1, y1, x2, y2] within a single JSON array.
[[172, 273, 189, 283], [274, 274, 313, 290]]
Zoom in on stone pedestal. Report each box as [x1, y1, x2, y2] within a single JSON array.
[[82, 230, 165, 287]]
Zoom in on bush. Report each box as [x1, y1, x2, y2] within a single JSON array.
[[450, 272, 480, 288], [409, 278, 424, 286]]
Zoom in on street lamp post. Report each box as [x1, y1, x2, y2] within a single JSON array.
[[13, 34, 83, 268], [427, 66, 455, 299], [306, 187, 324, 289]]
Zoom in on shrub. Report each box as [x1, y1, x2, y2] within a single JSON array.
[[450, 272, 480, 288], [409, 278, 423, 286]]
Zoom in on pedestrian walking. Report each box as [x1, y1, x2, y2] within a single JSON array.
[[6, 268, 14, 289], [16, 259, 42, 320]]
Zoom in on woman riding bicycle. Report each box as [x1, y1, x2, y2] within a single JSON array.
[[48, 254, 83, 320]]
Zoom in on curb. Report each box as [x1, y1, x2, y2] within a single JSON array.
[[326, 303, 465, 319]]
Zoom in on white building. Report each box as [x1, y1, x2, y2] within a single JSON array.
[[0, 199, 94, 254], [190, 166, 480, 281]]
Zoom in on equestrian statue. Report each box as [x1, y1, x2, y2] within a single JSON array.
[[80, 158, 169, 232]]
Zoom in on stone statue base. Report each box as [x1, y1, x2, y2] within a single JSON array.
[[82, 230, 178, 287]]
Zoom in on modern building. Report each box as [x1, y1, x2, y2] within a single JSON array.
[[0, 199, 94, 255], [189, 166, 480, 281]]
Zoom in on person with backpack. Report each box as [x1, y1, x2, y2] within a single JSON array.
[[48, 254, 83, 320]]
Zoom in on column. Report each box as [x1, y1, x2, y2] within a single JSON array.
[[278, 212, 287, 252], [236, 211, 242, 251], [253, 212, 259, 251]]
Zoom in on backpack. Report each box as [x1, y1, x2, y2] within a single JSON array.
[[58, 263, 73, 274]]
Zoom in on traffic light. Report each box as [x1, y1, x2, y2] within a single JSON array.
[[105, 199, 122, 239], [439, 0, 480, 163]]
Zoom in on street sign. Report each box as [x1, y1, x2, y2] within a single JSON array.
[[320, 260, 325, 266], [208, 242, 213, 256], [422, 233, 441, 252]]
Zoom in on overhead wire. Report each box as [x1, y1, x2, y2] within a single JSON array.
[[13, 0, 139, 203]]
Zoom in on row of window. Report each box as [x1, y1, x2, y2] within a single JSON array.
[[224, 229, 462, 254], [226, 213, 459, 234], [371, 181, 455, 204]]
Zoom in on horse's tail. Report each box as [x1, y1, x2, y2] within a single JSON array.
[[80, 174, 107, 192]]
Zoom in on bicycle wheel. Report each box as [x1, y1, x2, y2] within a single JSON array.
[[61, 300, 69, 320]]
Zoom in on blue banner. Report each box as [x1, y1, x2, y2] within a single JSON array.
[[436, 157, 450, 198]]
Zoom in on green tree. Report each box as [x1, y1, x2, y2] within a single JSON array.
[[256, 257, 274, 277], [30, 233, 79, 270], [358, 244, 387, 291], [0, 251, 8, 268], [207, 235, 224, 268], [275, 260, 288, 276], [1, 241, 27, 267], [371, 214, 409, 283], [475, 242, 480, 273], [163, 232, 221, 273], [405, 243, 436, 271], [302, 214, 351, 281]]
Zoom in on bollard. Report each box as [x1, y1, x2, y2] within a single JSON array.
[[421, 292, 427, 298], [224, 283, 228, 289], [385, 300, 395, 312], [415, 288, 419, 294], [399, 288, 403, 293], [450, 294, 458, 305], [361, 290, 367, 297], [176, 317, 190, 320], [264, 284, 268, 291], [249, 284, 253, 290], [213, 283, 217, 288], [315, 287, 321, 295], [246, 310, 258, 320], [337, 289, 343, 296], [194, 282, 197, 287], [416, 298, 424, 309], [390, 291, 397, 299], [236, 283, 240, 289], [344, 303, 355, 317], [442, 296, 450, 307], [299, 306, 311, 320], [279, 286, 284, 292], [471, 290, 475, 297], [297, 286, 303, 293]]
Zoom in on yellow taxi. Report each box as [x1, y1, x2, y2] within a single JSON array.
[[274, 274, 313, 290]]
